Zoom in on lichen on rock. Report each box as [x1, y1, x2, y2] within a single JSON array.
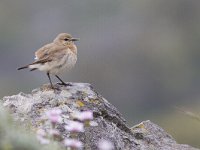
[[2, 83, 199, 150]]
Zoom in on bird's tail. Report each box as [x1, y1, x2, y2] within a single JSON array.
[[17, 64, 38, 71], [17, 58, 49, 71], [17, 65, 29, 70]]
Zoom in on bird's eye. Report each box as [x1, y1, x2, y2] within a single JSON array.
[[64, 38, 69, 41]]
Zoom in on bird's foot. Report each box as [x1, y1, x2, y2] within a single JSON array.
[[57, 82, 72, 87]]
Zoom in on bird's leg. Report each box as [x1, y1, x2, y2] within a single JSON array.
[[47, 72, 54, 89], [55, 75, 72, 86]]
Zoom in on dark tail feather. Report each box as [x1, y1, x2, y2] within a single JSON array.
[[17, 65, 29, 70], [30, 68, 37, 71], [17, 58, 50, 71]]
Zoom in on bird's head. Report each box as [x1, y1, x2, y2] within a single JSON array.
[[54, 33, 79, 45]]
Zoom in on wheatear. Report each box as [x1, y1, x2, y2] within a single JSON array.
[[18, 33, 79, 89]]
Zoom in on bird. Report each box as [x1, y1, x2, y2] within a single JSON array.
[[17, 33, 79, 89]]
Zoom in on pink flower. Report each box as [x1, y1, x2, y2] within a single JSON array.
[[37, 129, 46, 137], [37, 136, 50, 145], [46, 109, 62, 124], [36, 129, 50, 145], [49, 129, 61, 140], [73, 111, 93, 121], [98, 139, 114, 150], [64, 138, 83, 149], [49, 129, 60, 136], [65, 121, 84, 133]]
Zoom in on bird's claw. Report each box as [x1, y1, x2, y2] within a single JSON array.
[[57, 82, 72, 87]]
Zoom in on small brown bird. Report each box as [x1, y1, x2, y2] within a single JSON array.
[[18, 33, 79, 89]]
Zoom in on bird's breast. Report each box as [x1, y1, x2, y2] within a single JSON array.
[[49, 51, 77, 74], [62, 52, 77, 69]]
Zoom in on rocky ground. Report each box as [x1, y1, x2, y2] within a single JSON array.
[[2, 83, 199, 150]]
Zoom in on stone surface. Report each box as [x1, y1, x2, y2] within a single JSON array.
[[2, 83, 199, 150]]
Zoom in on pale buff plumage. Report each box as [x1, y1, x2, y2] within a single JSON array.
[[18, 33, 79, 89]]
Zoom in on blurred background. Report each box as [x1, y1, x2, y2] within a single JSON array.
[[0, 0, 200, 148]]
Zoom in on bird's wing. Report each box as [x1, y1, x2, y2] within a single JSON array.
[[33, 48, 68, 64], [35, 43, 69, 60], [35, 43, 55, 60], [31, 57, 53, 65]]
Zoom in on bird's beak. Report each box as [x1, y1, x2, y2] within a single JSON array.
[[71, 38, 79, 41]]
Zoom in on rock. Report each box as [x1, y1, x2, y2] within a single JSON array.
[[2, 83, 199, 150]]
